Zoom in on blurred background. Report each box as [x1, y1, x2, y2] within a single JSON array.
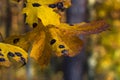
[[0, 0, 120, 80]]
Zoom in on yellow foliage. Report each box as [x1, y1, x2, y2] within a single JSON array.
[[1, 0, 109, 68], [37, 6, 60, 26], [31, 20, 108, 58], [22, 3, 60, 27], [22, 3, 38, 27], [2, 19, 109, 67], [22, 0, 72, 27]]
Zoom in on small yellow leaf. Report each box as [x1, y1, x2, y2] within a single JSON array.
[[0, 43, 28, 68], [22, 3, 38, 27], [37, 6, 60, 26], [22, 3, 60, 27]]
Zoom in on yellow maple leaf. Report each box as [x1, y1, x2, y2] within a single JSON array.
[[0, 43, 28, 68], [22, 2, 60, 27], [37, 6, 60, 26], [30, 20, 109, 60], [22, 3, 39, 27], [45, 20, 109, 57]]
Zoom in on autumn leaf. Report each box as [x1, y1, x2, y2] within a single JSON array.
[[45, 20, 109, 57], [22, 3, 39, 27], [30, 20, 109, 58], [0, 43, 28, 68], [37, 6, 60, 26], [22, 2, 60, 27], [3, 20, 109, 67], [22, 0, 72, 27]]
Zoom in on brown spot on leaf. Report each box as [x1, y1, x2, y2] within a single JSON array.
[[50, 39, 56, 45], [15, 52, 22, 57], [0, 53, 4, 56], [0, 58, 5, 62], [8, 52, 15, 57], [32, 3, 41, 7], [59, 45, 65, 48], [32, 23, 38, 28]]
